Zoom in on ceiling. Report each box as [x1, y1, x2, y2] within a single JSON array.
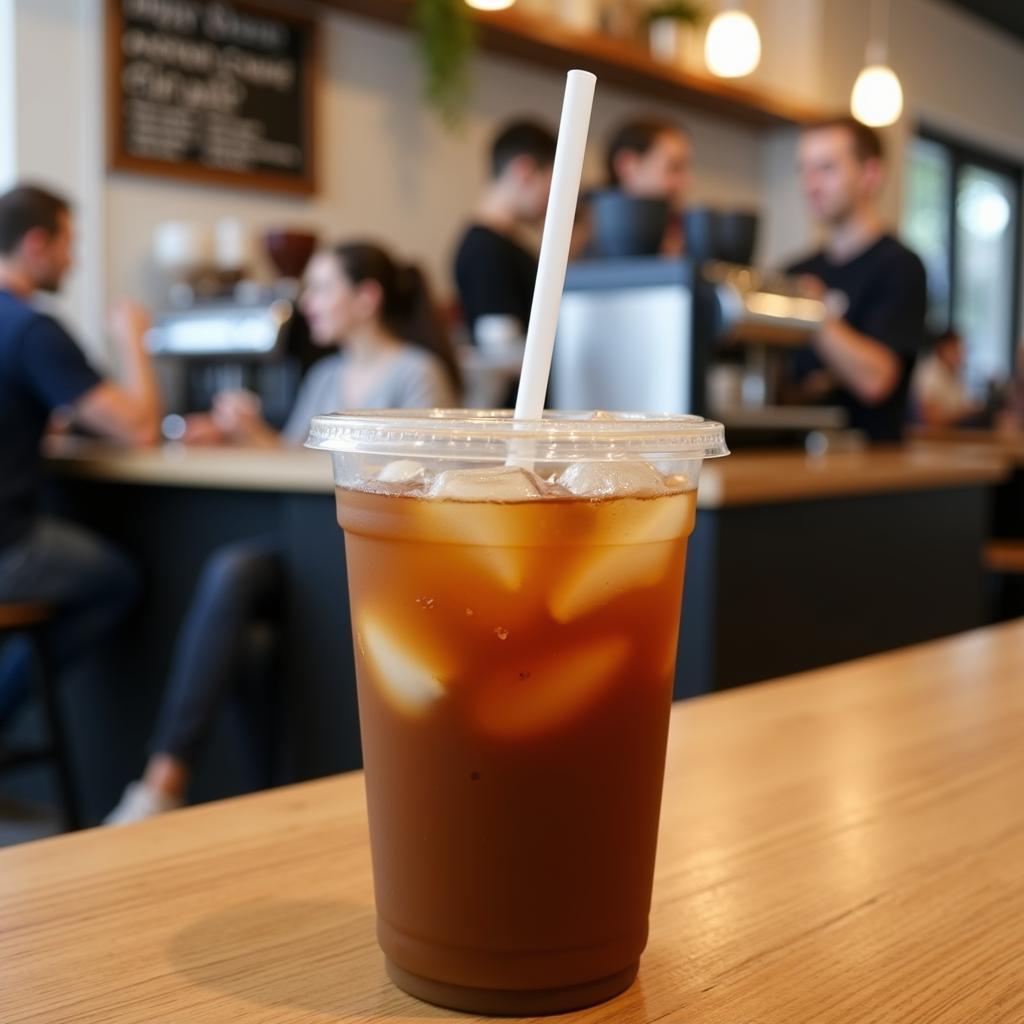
[[943, 0, 1024, 44]]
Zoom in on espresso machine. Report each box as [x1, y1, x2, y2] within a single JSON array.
[[551, 257, 845, 446], [147, 293, 314, 428], [147, 225, 319, 430], [705, 261, 849, 444], [551, 203, 850, 448]]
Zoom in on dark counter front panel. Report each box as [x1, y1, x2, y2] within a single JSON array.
[[10, 471, 993, 823], [676, 485, 991, 697], [23, 480, 359, 824]]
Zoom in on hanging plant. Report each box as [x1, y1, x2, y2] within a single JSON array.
[[414, 0, 476, 127], [643, 1, 703, 66], [642, 1, 703, 26]]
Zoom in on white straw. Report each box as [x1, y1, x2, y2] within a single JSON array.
[[514, 70, 596, 422]]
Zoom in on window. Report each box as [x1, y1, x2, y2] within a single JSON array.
[[903, 128, 1022, 391]]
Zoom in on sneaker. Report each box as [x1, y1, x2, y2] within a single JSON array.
[[103, 782, 183, 826]]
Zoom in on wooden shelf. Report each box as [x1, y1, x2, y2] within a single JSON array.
[[325, 0, 824, 128]]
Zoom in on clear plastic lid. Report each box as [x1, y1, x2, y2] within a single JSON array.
[[305, 409, 728, 463]]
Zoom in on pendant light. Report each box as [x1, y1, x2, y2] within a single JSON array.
[[466, 0, 516, 10], [704, 1, 762, 79], [850, 0, 903, 127]]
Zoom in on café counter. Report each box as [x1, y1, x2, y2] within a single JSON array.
[[45, 437, 1007, 506], [910, 426, 1024, 542], [41, 440, 1007, 822], [4, 620, 1023, 1023]]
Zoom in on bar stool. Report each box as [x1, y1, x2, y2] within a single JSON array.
[[0, 602, 82, 831]]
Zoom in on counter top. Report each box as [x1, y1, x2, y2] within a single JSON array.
[[3, 620, 1023, 1023], [45, 438, 335, 494], [45, 439, 1009, 509], [910, 425, 1024, 466], [694, 444, 1008, 507]]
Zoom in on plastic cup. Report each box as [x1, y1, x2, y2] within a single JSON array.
[[306, 410, 727, 1015]]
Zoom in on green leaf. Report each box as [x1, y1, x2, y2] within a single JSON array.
[[414, 0, 476, 128], [642, 1, 704, 26]]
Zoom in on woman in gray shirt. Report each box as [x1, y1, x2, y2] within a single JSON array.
[[188, 241, 460, 447], [105, 243, 459, 824]]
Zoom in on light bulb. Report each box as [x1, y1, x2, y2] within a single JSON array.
[[850, 64, 903, 127], [958, 180, 1011, 240], [465, 0, 515, 9], [704, 11, 762, 79]]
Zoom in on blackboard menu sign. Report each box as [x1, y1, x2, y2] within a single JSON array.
[[108, 0, 317, 194]]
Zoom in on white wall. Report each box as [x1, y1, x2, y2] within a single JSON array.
[[825, 0, 1024, 159], [8, 0, 1024, 354], [759, 0, 1024, 328], [106, 11, 764, 309], [1, 0, 105, 358], [0, 0, 17, 187]]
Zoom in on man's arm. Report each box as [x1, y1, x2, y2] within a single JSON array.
[[74, 301, 162, 446], [210, 390, 284, 448], [814, 316, 902, 406], [796, 268, 916, 408]]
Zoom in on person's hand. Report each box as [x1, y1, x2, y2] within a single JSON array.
[[182, 412, 228, 446], [795, 274, 827, 300], [210, 390, 265, 442], [108, 298, 152, 348], [44, 409, 74, 438], [796, 276, 848, 335]]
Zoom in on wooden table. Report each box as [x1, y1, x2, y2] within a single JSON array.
[[4, 622, 1024, 1023]]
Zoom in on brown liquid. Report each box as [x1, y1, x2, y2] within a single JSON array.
[[337, 485, 696, 1014]]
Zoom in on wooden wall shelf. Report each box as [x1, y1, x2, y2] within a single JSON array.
[[325, 0, 824, 129]]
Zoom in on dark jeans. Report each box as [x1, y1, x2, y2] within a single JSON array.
[[0, 517, 139, 727], [151, 538, 283, 767]]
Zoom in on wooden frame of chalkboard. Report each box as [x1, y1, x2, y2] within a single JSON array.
[[107, 0, 318, 195]]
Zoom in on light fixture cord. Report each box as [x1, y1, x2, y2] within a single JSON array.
[[868, 0, 891, 64]]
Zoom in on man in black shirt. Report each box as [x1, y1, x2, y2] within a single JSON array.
[[0, 184, 161, 726], [785, 117, 927, 442], [453, 120, 556, 404]]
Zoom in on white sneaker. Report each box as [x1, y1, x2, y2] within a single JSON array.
[[103, 782, 183, 826]]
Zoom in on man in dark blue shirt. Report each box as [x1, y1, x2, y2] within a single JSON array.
[[0, 184, 162, 727], [784, 118, 927, 442]]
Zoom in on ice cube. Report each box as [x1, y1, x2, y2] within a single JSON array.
[[594, 489, 696, 546], [557, 461, 669, 498], [356, 611, 449, 714], [469, 543, 525, 591], [548, 543, 677, 623], [548, 491, 693, 621], [378, 459, 428, 484], [429, 466, 543, 502], [418, 468, 542, 591], [472, 634, 631, 739], [408, 497, 530, 591]]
